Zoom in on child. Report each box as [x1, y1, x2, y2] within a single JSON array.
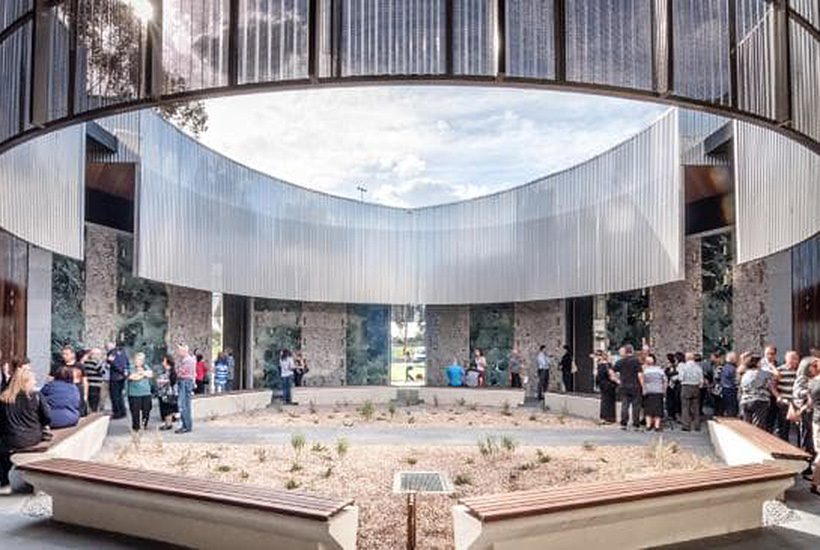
[[214, 354, 229, 393]]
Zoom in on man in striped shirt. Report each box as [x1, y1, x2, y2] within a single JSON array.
[[775, 350, 800, 442]]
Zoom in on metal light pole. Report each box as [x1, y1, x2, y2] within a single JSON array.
[[356, 184, 367, 202]]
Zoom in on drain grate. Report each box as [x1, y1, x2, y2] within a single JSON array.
[[393, 471, 453, 494]]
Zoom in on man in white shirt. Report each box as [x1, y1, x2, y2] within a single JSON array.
[[536, 345, 550, 400]]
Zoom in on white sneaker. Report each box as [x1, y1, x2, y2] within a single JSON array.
[[0, 485, 12, 496]]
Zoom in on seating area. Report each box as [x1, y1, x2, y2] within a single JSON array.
[[8, 413, 110, 491], [708, 417, 812, 474], [452, 464, 795, 550], [18, 458, 359, 550]]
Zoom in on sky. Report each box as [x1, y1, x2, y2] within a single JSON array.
[[197, 86, 667, 208]]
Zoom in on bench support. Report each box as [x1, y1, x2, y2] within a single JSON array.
[[453, 477, 793, 550]]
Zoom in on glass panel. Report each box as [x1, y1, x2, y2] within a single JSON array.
[[702, 232, 733, 355], [252, 299, 302, 389], [452, 0, 497, 75], [606, 289, 649, 352], [390, 305, 426, 386], [346, 304, 389, 385], [566, 0, 653, 90], [73, 0, 143, 113], [340, 0, 445, 76], [672, 0, 732, 105], [0, 0, 32, 34], [469, 303, 513, 387], [238, 0, 310, 83], [0, 22, 31, 142], [163, 0, 230, 93], [736, 0, 776, 118], [506, 0, 554, 79], [51, 254, 86, 364]]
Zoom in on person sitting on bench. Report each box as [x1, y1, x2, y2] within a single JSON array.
[[41, 367, 81, 430], [0, 368, 51, 494]]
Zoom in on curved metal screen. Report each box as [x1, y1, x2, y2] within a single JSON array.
[[0, 123, 85, 258], [136, 108, 681, 304]]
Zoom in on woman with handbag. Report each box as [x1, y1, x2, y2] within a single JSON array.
[[156, 355, 179, 431]]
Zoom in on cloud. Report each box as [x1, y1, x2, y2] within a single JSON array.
[[195, 86, 666, 207]]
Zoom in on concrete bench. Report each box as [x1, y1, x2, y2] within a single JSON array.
[[9, 413, 110, 491], [452, 464, 793, 550], [708, 417, 812, 474], [192, 389, 272, 421], [19, 458, 359, 550]]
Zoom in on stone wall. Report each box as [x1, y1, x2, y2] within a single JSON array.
[[650, 238, 703, 362], [82, 224, 119, 347], [167, 285, 213, 363], [425, 305, 470, 386], [301, 302, 346, 386], [515, 300, 566, 396], [733, 250, 793, 355]]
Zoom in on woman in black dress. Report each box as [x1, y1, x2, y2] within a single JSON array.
[[595, 351, 618, 423]]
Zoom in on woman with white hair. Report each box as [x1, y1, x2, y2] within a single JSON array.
[[127, 352, 154, 431]]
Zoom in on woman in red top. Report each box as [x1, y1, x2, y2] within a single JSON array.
[[194, 352, 208, 394]]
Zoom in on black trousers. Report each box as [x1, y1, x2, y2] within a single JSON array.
[[510, 372, 522, 388], [775, 401, 793, 442], [562, 370, 574, 393], [620, 387, 642, 427], [110, 379, 126, 419], [88, 386, 101, 413], [799, 409, 815, 455], [0, 448, 11, 486], [742, 400, 770, 430], [128, 395, 153, 431], [537, 370, 550, 399]]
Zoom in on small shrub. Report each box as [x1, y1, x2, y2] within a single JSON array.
[[478, 436, 499, 459], [407, 415, 416, 424], [308, 400, 317, 415], [336, 437, 349, 459], [291, 433, 306, 455], [454, 474, 472, 486], [582, 441, 596, 452], [311, 443, 328, 454], [465, 457, 475, 465], [518, 462, 536, 471], [322, 467, 333, 479], [208, 411, 219, 422], [240, 470, 250, 480], [254, 448, 267, 463], [204, 451, 220, 460], [388, 402, 397, 417], [456, 397, 466, 407], [500, 435, 517, 453], [285, 479, 301, 490], [405, 457, 418, 465], [536, 449, 552, 464], [289, 463, 303, 473], [529, 413, 538, 422], [216, 464, 231, 473], [501, 401, 512, 417], [274, 402, 284, 413], [433, 395, 440, 408], [468, 402, 478, 411], [359, 400, 375, 421]]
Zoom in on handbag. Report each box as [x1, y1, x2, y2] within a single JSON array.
[[786, 402, 803, 423]]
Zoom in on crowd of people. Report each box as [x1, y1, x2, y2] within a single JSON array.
[[595, 344, 820, 496], [0, 344, 237, 494]]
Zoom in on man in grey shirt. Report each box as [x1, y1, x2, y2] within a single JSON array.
[[678, 352, 704, 431]]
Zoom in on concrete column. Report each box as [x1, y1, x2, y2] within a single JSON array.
[[26, 246, 52, 380]]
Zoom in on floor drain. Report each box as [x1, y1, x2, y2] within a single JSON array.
[[393, 471, 453, 494]]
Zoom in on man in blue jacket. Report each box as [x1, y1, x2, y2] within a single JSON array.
[[106, 342, 129, 420]]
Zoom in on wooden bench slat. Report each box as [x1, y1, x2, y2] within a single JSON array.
[[715, 418, 812, 461], [461, 464, 783, 508], [19, 458, 353, 521], [59, 461, 340, 507], [460, 464, 792, 522]]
